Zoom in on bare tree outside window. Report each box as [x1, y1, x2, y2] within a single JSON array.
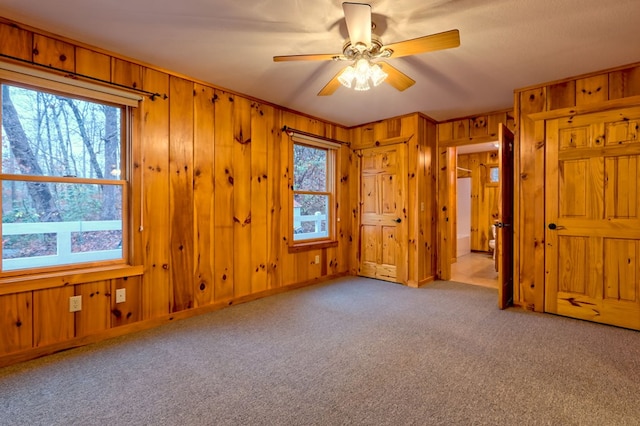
[[1, 84, 124, 271], [292, 143, 332, 241]]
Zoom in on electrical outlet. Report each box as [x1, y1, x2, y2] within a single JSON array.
[[69, 295, 82, 312], [315, 255, 320, 264], [115, 288, 126, 304]]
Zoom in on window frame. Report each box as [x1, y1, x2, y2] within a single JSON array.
[[487, 163, 500, 186], [288, 134, 339, 252], [0, 63, 138, 277]]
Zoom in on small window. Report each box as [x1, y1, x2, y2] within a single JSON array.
[[489, 166, 499, 183], [1, 82, 129, 272], [290, 136, 337, 247]]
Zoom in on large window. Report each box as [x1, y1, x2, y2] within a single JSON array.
[[291, 137, 337, 246], [0, 80, 131, 273]]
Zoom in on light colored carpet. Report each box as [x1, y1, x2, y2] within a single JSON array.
[[2, 277, 640, 425]]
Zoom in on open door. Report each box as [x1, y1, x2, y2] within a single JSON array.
[[497, 124, 514, 309]]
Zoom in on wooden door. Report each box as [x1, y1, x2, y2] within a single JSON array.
[[545, 106, 640, 329], [498, 124, 515, 309], [359, 144, 407, 283]]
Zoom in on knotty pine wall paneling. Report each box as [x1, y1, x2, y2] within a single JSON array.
[[193, 84, 216, 307], [249, 101, 273, 294], [406, 115, 420, 287], [33, 287, 75, 347], [348, 142, 361, 277], [267, 112, 283, 290], [76, 47, 111, 81], [0, 18, 354, 366], [75, 280, 111, 338], [0, 22, 31, 60], [213, 91, 236, 302], [111, 276, 142, 327], [169, 76, 195, 311], [232, 96, 253, 298], [336, 127, 355, 278], [514, 87, 545, 311], [438, 110, 515, 146], [418, 116, 437, 284], [141, 68, 171, 319], [0, 292, 32, 354], [32, 34, 74, 72]]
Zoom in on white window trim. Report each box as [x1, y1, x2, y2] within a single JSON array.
[[290, 132, 341, 150], [0, 60, 142, 107]]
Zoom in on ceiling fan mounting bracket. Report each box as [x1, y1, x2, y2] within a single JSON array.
[[341, 35, 390, 61]]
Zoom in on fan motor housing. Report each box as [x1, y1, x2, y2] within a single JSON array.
[[342, 35, 390, 60]]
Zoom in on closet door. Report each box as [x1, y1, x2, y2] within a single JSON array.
[[545, 106, 640, 329], [359, 144, 407, 283]]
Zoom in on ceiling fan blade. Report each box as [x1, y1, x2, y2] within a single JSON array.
[[383, 29, 460, 58], [317, 70, 344, 96], [378, 62, 416, 91], [343, 2, 372, 48], [274, 53, 344, 62]]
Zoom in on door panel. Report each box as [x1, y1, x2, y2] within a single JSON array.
[[498, 124, 515, 309], [545, 106, 640, 329], [359, 144, 407, 283]]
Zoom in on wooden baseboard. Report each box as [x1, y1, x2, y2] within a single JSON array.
[[418, 276, 435, 287], [0, 272, 348, 368]]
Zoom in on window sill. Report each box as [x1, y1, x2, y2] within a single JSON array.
[[0, 264, 144, 295], [288, 240, 338, 253]]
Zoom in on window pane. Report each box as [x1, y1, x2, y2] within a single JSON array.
[[2, 181, 123, 270], [1, 84, 122, 179], [293, 193, 328, 241], [489, 167, 499, 182], [293, 144, 326, 191]]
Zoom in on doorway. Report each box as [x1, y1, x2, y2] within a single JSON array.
[[438, 124, 514, 307], [450, 143, 499, 289]]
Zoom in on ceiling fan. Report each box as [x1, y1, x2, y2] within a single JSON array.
[[273, 2, 460, 96]]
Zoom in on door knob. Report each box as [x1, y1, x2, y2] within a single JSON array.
[[395, 218, 402, 223], [548, 223, 565, 230]]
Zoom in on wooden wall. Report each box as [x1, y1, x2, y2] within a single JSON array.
[[515, 62, 640, 311], [438, 110, 515, 147], [457, 150, 499, 252], [0, 19, 356, 365]]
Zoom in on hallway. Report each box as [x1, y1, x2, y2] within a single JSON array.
[[451, 252, 498, 289]]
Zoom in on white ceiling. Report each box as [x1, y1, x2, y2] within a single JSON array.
[[0, 0, 638, 127]]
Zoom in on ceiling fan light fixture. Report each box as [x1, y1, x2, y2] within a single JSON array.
[[338, 58, 387, 92], [338, 65, 356, 88], [370, 63, 388, 87], [354, 58, 372, 91], [354, 76, 371, 91]]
